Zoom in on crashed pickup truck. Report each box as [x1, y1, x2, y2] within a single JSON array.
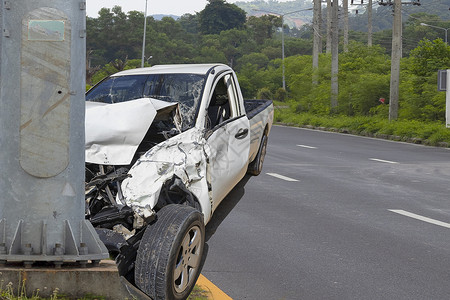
[[85, 64, 273, 300]]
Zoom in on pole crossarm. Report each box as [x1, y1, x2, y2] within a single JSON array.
[[378, 0, 421, 5]]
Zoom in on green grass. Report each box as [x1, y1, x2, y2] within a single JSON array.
[[274, 103, 450, 147], [187, 286, 209, 300], [0, 279, 209, 300]]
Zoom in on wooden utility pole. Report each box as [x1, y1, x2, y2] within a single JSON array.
[[313, 0, 322, 84], [331, 0, 339, 109], [326, 0, 332, 53], [343, 0, 349, 52], [389, 0, 402, 120]]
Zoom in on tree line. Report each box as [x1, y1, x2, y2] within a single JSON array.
[[87, 0, 450, 123]]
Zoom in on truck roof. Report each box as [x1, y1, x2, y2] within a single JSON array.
[[111, 64, 229, 77]]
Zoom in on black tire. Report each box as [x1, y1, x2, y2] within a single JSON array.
[[135, 204, 205, 300], [247, 134, 268, 176]]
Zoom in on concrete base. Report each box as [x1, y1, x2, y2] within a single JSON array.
[[0, 260, 149, 299]]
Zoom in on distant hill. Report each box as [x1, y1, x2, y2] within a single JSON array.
[[149, 0, 449, 31], [236, 0, 313, 28], [235, 0, 449, 30], [347, 0, 450, 32]]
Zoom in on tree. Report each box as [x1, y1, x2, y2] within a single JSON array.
[[179, 13, 200, 35], [246, 15, 282, 45], [409, 39, 450, 77], [399, 39, 450, 121], [199, 0, 247, 35]]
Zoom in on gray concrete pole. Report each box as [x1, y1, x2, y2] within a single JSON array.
[[343, 0, 349, 52], [331, 0, 339, 109], [368, 0, 373, 46], [141, 0, 148, 68], [326, 0, 332, 53], [0, 0, 107, 267], [282, 15, 286, 90], [318, 1, 323, 53], [313, 0, 321, 85], [446, 70, 450, 128], [389, 0, 402, 121]]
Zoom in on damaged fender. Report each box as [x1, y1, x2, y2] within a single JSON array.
[[121, 129, 213, 223]]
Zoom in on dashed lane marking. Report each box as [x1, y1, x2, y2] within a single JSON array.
[[196, 274, 233, 299], [297, 144, 317, 149], [389, 210, 450, 229], [369, 158, 399, 164], [267, 173, 299, 182]]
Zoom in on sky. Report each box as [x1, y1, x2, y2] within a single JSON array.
[[86, 0, 293, 17]]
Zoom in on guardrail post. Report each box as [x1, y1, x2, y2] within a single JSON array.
[[0, 0, 108, 267]]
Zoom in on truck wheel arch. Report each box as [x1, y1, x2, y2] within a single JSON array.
[[247, 125, 269, 176]]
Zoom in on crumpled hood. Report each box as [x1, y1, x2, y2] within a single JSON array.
[[85, 98, 179, 165]]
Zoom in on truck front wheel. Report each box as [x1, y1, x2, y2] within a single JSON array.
[[135, 204, 205, 300]]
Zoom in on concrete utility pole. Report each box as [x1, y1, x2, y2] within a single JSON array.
[[313, 0, 322, 84], [141, 0, 148, 68], [447, 70, 450, 127], [389, 0, 402, 120], [351, 0, 373, 46], [368, 0, 373, 46], [326, 0, 332, 53], [343, 0, 349, 52], [0, 0, 107, 267], [331, 0, 339, 108]]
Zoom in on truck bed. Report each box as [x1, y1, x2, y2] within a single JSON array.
[[244, 99, 274, 164], [244, 99, 273, 120]]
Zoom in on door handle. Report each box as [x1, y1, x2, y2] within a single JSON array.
[[235, 128, 248, 139]]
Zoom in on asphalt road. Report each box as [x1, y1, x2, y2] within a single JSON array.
[[201, 125, 450, 300]]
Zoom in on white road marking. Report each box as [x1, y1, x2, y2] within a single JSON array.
[[266, 173, 299, 182], [297, 144, 317, 149], [389, 210, 450, 229], [369, 158, 398, 164]]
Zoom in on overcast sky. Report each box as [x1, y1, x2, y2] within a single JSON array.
[[86, 0, 293, 17]]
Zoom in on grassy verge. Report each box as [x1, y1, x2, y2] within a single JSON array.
[[274, 103, 450, 147], [0, 280, 209, 300]]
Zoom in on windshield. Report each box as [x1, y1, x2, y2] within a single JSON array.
[[86, 73, 206, 131]]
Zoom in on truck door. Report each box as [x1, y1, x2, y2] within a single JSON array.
[[205, 73, 250, 211]]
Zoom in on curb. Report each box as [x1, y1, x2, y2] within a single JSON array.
[[196, 274, 232, 300]]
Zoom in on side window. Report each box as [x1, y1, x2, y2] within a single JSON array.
[[206, 76, 232, 129]]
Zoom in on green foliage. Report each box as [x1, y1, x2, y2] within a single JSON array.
[[246, 15, 282, 45], [257, 87, 273, 100], [409, 39, 450, 77], [275, 108, 450, 147], [236, 53, 269, 70], [337, 42, 391, 115], [274, 88, 287, 102], [85, 5, 450, 131], [199, 0, 247, 35], [399, 39, 450, 121]]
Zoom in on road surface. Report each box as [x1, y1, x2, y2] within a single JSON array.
[[202, 125, 450, 300]]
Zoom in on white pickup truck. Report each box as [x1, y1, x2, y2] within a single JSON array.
[[84, 64, 273, 300]]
